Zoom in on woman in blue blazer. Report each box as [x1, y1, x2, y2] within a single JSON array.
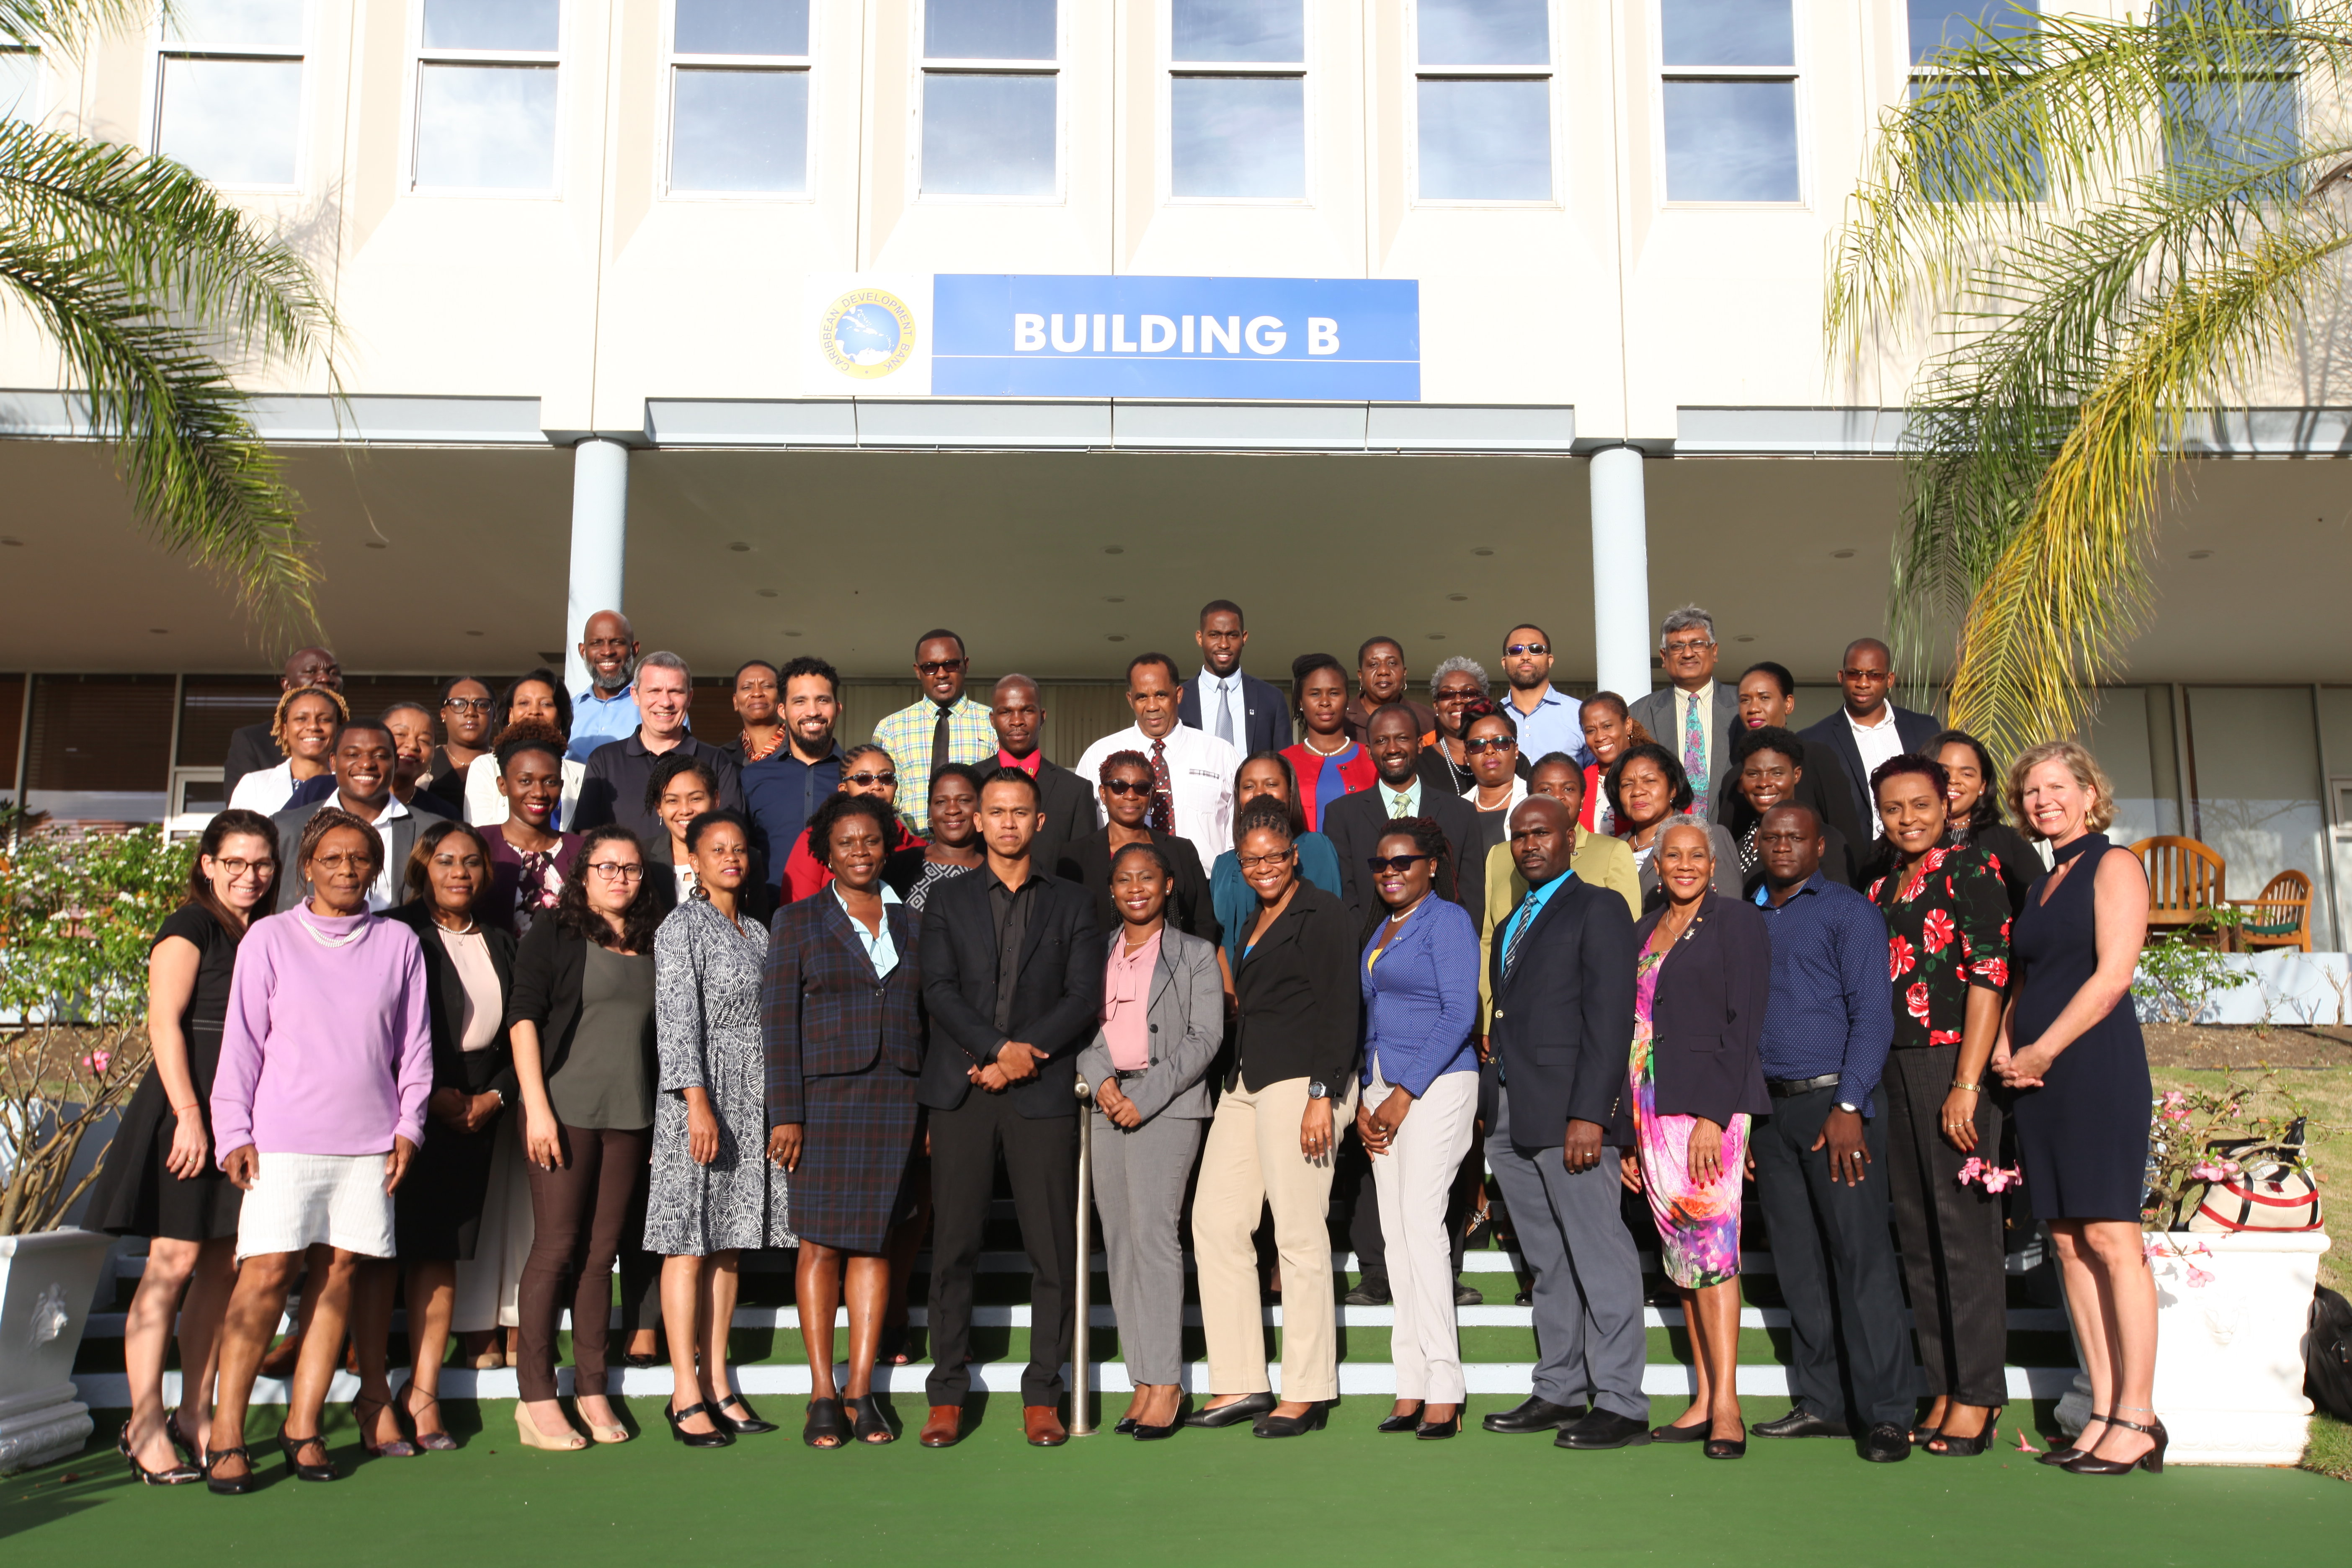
[[1354, 817, 1482, 1440], [1624, 820, 1772, 1459]]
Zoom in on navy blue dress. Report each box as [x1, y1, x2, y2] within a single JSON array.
[[2008, 834, 2152, 1222]]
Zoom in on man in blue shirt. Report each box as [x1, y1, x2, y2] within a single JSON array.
[[741, 654, 846, 891], [569, 609, 642, 762], [1496, 623, 1594, 768], [1748, 802, 1914, 1462]]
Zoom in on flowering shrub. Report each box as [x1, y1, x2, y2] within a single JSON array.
[[2141, 1075, 2312, 1233], [1956, 1157, 2023, 1192], [0, 825, 192, 1234]]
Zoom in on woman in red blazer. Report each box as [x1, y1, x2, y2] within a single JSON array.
[[1283, 653, 1380, 831]]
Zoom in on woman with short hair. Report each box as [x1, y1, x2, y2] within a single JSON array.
[[1423, 657, 1492, 793], [1207, 754, 1342, 974], [645, 751, 722, 913], [416, 676, 495, 813], [88, 809, 279, 1483], [1057, 750, 1219, 944], [1457, 702, 1526, 854], [225, 686, 346, 815], [463, 670, 585, 830], [202, 809, 432, 1491], [779, 743, 923, 904], [1724, 728, 1856, 893], [889, 761, 987, 912], [1282, 653, 1377, 832], [1576, 693, 1649, 834], [1607, 743, 1740, 908], [482, 724, 581, 936]]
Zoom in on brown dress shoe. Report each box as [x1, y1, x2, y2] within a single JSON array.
[[1023, 1406, 1068, 1447], [919, 1406, 963, 1448]]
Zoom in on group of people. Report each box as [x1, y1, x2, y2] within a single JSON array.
[[87, 599, 2167, 1490]]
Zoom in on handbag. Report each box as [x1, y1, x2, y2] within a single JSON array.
[[2308, 1287, 2352, 1423], [2184, 1118, 2323, 1233]]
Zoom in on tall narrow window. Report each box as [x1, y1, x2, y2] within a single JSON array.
[[1658, 0, 1800, 203], [668, 0, 810, 193], [153, 0, 305, 187], [921, 0, 1058, 197], [2161, 0, 2296, 188], [1906, 0, 2041, 199], [1169, 0, 1305, 199], [413, 0, 562, 192], [1, 46, 39, 124], [1414, 0, 1552, 201]]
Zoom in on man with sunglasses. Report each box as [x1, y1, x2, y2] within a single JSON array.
[[1497, 624, 1594, 769], [572, 651, 744, 843], [872, 630, 996, 833]]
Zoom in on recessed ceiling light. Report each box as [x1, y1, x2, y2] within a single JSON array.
[[756, 589, 778, 598], [148, 627, 168, 635], [465, 629, 485, 637], [1104, 596, 1125, 603], [1426, 632, 1445, 640], [1446, 593, 1468, 602], [782, 629, 803, 637], [728, 541, 752, 552], [363, 540, 388, 550], [2187, 549, 2214, 560], [1106, 634, 1127, 642], [1736, 635, 1755, 643], [1104, 545, 1125, 555], [0, 537, 22, 547], [1831, 549, 1857, 559], [1471, 547, 1495, 557]]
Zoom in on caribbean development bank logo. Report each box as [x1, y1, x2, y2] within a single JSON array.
[[804, 274, 933, 395], [820, 287, 916, 380]]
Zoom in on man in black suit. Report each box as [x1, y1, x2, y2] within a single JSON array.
[[988, 673, 1093, 875], [916, 767, 1101, 1451], [1478, 795, 1649, 1448], [222, 645, 341, 799], [1176, 599, 1287, 756], [1320, 704, 1483, 931], [1798, 638, 1939, 844], [1726, 660, 1866, 850], [270, 718, 447, 912]]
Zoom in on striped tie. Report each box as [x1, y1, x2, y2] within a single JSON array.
[[1501, 890, 1542, 980]]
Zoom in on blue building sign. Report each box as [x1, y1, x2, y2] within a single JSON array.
[[931, 275, 1420, 400]]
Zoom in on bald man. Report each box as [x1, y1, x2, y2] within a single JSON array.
[[221, 645, 342, 798], [989, 673, 1092, 873], [569, 609, 644, 762], [1797, 638, 1940, 840]]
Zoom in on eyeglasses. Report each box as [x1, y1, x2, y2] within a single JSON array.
[[584, 861, 645, 882], [211, 857, 275, 878], [1839, 668, 1890, 681], [915, 659, 968, 677], [311, 852, 374, 873], [1663, 638, 1715, 656], [1504, 642, 1548, 657], [844, 771, 897, 788], [441, 697, 493, 714], [1102, 779, 1155, 797], [1463, 736, 1516, 755], [1366, 854, 1432, 873], [1238, 850, 1295, 871]]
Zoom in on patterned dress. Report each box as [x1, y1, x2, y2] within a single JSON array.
[[1630, 942, 1749, 1289], [644, 896, 793, 1255]]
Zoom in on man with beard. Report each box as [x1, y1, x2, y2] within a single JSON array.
[[568, 609, 642, 762]]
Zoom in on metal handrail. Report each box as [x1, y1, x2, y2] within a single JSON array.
[[1070, 1076, 1095, 1436]]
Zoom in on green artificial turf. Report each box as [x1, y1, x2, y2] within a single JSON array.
[[11, 1396, 2349, 1568]]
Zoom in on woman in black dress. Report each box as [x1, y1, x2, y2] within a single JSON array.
[[1996, 740, 2163, 1475], [764, 794, 924, 1448], [88, 810, 279, 1483], [1929, 729, 2042, 916], [382, 820, 516, 1450]]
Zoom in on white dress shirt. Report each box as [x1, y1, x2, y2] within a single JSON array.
[[1192, 668, 1247, 749], [227, 760, 299, 816], [1845, 706, 1906, 836], [1073, 723, 1240, 869], [347, 794, 410, 911]]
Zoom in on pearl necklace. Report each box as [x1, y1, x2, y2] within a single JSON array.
[[296, 908, 369, 947]]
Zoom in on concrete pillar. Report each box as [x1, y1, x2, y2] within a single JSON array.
[[1589, 444, 1653, 699], [563, 438, 630, 697]]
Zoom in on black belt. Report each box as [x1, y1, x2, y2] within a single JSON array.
[[1113, 1068, 1147, 1081], [1766, 1073, 1841, 1098]]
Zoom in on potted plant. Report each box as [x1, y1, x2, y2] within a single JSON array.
[[2053, 1074, 2331, 1465], [0, 825, 190, 1474]]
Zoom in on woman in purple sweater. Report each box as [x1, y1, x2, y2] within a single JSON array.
[[204, 809, 433, 1493]]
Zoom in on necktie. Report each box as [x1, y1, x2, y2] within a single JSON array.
[[1148, 740, 1176, 834], [1502, 890, 1542, 980], [1215, 680, 1235, 747], [1390, 790, 1412, 818], [1682, 690, 1708, 809], [930, 701, 954, 792]]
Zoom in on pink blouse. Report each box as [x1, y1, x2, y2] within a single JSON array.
[[1100, 929, 1163, 1072]]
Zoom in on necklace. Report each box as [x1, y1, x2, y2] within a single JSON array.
[[1304, 730, 1350, 756], [297, 908, 368, 947], [433, 912, 479, 936], [739, 727, 785, 763]]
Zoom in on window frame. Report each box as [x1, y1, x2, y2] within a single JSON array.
[[1902, 0, 2045, 203], [143, 2, 311, 193], [1, 44, 43, 126], [1160, 0, 1314, 207], [911, 0, 1067, 206], [403, 0, 570, 199], [1404, 0, 1562, 208], [660, 0, 817, 201], [1650, 0, 1810, 209]]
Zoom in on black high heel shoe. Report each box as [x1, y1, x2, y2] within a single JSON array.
[[848, 1395, 895, 1445], [1253, 1401, 1329, 1438], [2063, 1413, 2166, 1475], [665, 1401, 736, 1449], [276, 1427, 338, 1482], [1925, 1405, 2004, 1458], [1132, 1400, 1188, 1442], [117, 1425, 201, 1485], [2038, 1412, 2110, 1467], [1184, 1392, 1276, 1429], [710, 1393, 777, 1436], [800, 1397, 847, 1449], [204, 1444, 259, 1495], [1414, 1408, 1462, 1441], [1377, 1403, 1426, 1434]]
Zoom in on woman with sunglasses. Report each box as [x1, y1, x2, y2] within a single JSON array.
[[508, 824, 662, 1452], [1421, 658, 1493, 794], [1354, 818, 1480, 1439], [1188, 803, 1360, 1439], [462, 670, 585, 831], [778, 743, 924, 904], [1457, 702, 1527, 853], [1057, 750, 1219, 945], [1282, 653, 1377, 832]]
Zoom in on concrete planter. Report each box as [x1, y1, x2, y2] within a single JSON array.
[[0, 1228, 114, 1474]]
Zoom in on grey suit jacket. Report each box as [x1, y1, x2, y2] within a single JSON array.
[[270, 794, 450, 912], [1627, 682, 1745, 816], [1074, 926, 1223, 1123]]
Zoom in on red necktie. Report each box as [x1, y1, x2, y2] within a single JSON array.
[[1149, 740, 1176, 835]]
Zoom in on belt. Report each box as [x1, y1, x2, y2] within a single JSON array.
[[1113, 1068, 1148, 1081], [1765, 1073, 1841, 1098]]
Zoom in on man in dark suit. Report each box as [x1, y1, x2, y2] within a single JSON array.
[[270, 717, 447, 912], [988, 673, 1093, 875], [1478, 795, 1649, 1449], [1176, 599, 1288, 756], [916, 767, 1101, 1451], [1798, 638, 1939, 844], [221, 645, 341, 799], [1320, 704, 1483, 931], [1627, 605, 1741, 817]]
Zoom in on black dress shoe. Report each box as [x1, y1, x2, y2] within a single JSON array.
[[1377, 1404, 1426, 1434], [709, 1394, 777, 1436], [1342, 1278, 1392, 1307], [1751, 1408, 1851, 1439], [1131, 1418, 1183, 1442], [1183, 1392, 1276, 1429], [1483, 1395, 1585, 1434], [1649, 1419, 1710, 1443], [1556, 1409, 1652, 1449], [1454, 1282, 1484, 1307], [1252, 1402, 1329, 1438], [1862, 1422, 1912, 1462], [1112, 1417, 1137, 1435]]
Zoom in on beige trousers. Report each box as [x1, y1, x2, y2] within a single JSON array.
[[1367, 1068, 1479, 1403], [1191, 1074, 1357, 1404]]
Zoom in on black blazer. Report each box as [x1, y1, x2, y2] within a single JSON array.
[[1177, 670, 1289, 757], [1230, 882, 1359, 1093], [1632, 892, 1772, 1127], [1055, 828, 1221, 948], [1022, 756, 1098, 881], [1321, 782, 1484, 935], [222, 722, 284, 801], [387, 902, 519, 1102], [918, 867, 1102, 1118], [1800, 704, 1941, 835], [505, 916, 593, 1081], [1486, 874, 1637, 1148]]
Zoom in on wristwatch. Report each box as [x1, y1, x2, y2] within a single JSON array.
[[1835, 1100, 1859, 1115], [1306, 1080, 1329, 1101]]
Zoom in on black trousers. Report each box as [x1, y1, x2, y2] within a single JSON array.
[[1880, 1046, 2009, 1406], [925, 1088, 1076, 1408], [1750, 1087, 1916, 1429]]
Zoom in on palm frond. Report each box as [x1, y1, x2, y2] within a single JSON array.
[[0, 0, 155, 55]]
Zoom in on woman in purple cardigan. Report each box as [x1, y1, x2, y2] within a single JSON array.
[[204, 809, 433, 1492], [1353, 818, 1482, 1440], [1624, 820, 1772, 1460]]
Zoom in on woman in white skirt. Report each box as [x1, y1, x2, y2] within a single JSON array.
[[204, 809, 433, 1492]]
